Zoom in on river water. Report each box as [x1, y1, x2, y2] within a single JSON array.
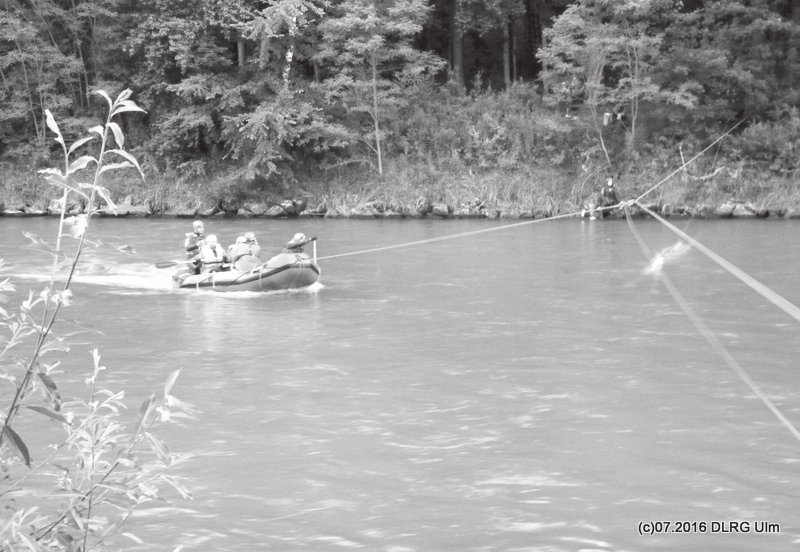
[[1, 216, 799, 551]]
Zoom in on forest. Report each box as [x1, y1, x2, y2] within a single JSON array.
[[2, 0, 800, 216]]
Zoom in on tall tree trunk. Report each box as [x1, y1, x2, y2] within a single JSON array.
[[238, 40, 246, 69], [523, 0, 542, 80], [512, 23, 517, 81], [282, 17, 297, 88], [502, 20, 511, 87], [450, 0, 464, 86], [15, 44, 40, 139], [371, 54, 382, 175]]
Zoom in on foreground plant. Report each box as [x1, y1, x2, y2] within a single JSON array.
[[0, 90, 195, 551]]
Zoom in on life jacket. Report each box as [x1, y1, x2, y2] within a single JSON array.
[[199, 243, 225, 264], [184, 232, 204, 256]]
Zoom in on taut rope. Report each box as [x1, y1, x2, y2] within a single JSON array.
[[624, 207, 800, 444], [634, 201, 800, 324], [316, 210, 584, 261]]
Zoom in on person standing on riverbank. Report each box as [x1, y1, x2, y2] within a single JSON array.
[[184, 220, 205, 257], [597, 177, 619, 218], [582, 177, 620, 219]]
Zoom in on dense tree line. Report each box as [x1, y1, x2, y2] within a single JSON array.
[[2, 0, 800, 199]]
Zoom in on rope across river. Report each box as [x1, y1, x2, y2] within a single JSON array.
[[316, 120, 800, 446], [319, 120, 743, 262]]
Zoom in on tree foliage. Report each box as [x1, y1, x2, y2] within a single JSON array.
[[315, 0, 445, 173], [2, 0, 800, 190]]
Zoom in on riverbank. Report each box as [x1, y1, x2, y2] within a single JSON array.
[[3, 160, 800, 220], [3, 199, 798, 220]]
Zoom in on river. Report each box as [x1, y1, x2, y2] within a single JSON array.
[[1, 216, 799, 551]]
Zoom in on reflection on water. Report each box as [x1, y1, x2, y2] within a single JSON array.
[[1, 217, 800, 551]]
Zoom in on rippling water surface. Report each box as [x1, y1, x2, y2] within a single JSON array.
[[1, 216, 799, 551]]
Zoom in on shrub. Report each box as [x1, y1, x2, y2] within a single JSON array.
[[1, 90, 195, 551]]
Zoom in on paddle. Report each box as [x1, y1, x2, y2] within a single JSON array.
[[155, 260, 193, 269]]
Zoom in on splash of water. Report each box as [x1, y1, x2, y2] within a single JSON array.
[[643, 241, 691, 275]]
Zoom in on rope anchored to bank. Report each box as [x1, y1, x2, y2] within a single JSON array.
[[621, 119, 800, 444], [315, 119, 800, 445], [624, 206, 800, 445]]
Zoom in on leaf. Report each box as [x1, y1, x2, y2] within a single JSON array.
[[116, 89, 133, 103], [89, 125, 104, 137], [95, 90, 113, 110], [67, 155, 97, 175], [145, 432, 170, 462], [107, 121, 124, 148], [2, 424, 31, 467], [45, 109, 66, 148], [163, 475, 193, 500], [107, 149, 145, 178], [164, 369, 181, 397], [67, 507, 84, 531], [67, 136, 95, 157], [94, 186, 118, 215], [122, 533, 144, 545], [26, 405, 70, 425], [38, 372, 62, 410], [42, 175, 91, 201], [113, 100, 147, 117], [99, 161, 133, 174], [55, 531, 76, 547], [38, 167, 65, 177], [22, 232, 56, 254], [64, 214, 88, 239], [135, 394, 156, 436]]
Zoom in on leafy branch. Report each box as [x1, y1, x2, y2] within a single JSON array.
[[1, 90, 195, 552]]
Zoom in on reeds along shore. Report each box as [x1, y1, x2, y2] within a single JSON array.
[[2, 163, 800, 220]]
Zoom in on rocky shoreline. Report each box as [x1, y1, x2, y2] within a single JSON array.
[[1, 196, 799, 220]]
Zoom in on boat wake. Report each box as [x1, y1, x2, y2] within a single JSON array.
[[179, 281, 325, 298], [2, 261, 174, 293]]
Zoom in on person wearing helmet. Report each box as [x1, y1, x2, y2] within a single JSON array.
[[596, 177, 619, 218], [226, 235, 246, 264], [229, 232, 262, 270], [193, 234, 226, 273], [282, 232, 312, 253], [243, 232, 261, 259], [184, 220, 205, 257]]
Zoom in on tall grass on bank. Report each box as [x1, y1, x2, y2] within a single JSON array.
[[1, 90, 195, 551]]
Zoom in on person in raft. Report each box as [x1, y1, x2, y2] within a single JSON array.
[[184, 220, 205, 257], [226, 236, 246, 263], [282, 233, 313, 253], [193, 235, 226, 273], [228, 232, 263, 270]]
